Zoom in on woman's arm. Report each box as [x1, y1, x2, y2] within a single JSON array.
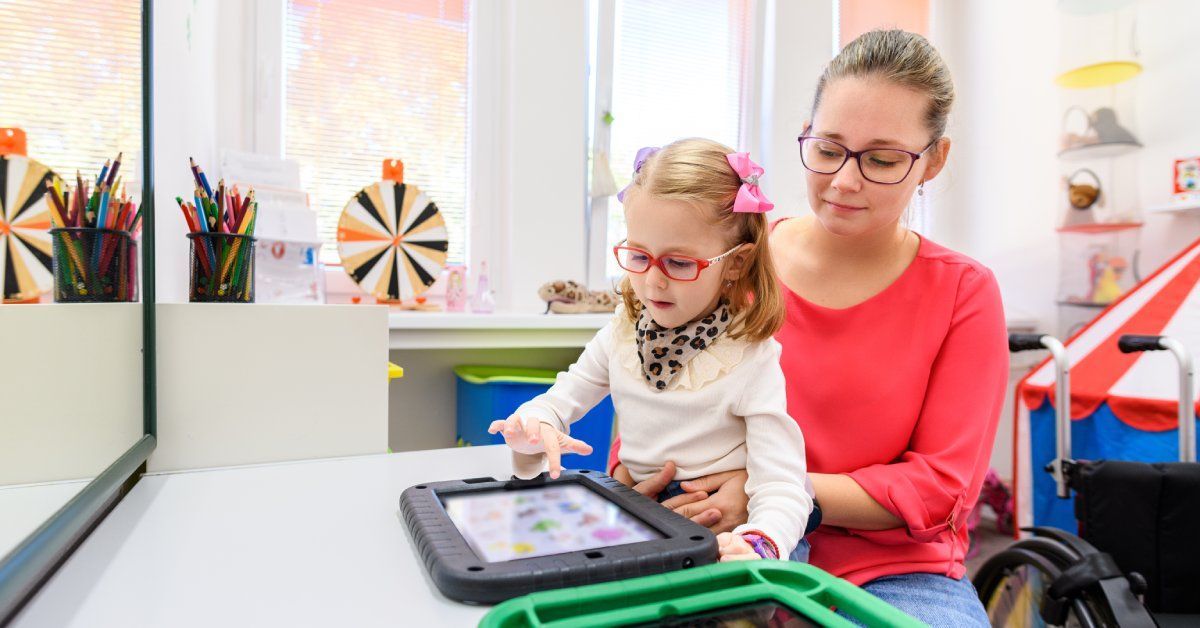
[[809, 473, 902, 530], [842, 268, 1008, 542]]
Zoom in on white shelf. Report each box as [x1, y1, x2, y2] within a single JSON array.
[[1057, 141, 1141, 161], [388, 311, 611, 349], [1148, 202, 1200, 214]]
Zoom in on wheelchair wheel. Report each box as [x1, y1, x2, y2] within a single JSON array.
[[974, 546, 1102, 627]]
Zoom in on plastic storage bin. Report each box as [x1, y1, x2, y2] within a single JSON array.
[[455, 365, 614, 472]]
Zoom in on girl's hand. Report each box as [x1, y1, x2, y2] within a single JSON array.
[[488, 415, 593, 479], [716, 532, 761, 562]]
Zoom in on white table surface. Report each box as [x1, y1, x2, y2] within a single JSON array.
[[0, 479, 90, 561], [12, 446, 516, 628]]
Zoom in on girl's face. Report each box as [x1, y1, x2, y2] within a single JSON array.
[[804, 76, 949, 238], [622, 193, 743, 328]]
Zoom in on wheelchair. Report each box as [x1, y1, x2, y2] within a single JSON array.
[[974, 333, 1199, 627]]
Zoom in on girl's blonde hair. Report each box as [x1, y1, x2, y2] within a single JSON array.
[[813, 29, 955, 141], [618, 138, 783, 342]]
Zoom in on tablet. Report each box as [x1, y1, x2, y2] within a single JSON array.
[[400, 469, 718, 604]]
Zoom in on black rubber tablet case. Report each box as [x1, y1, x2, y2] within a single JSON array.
[[400, 469, 719, 604]]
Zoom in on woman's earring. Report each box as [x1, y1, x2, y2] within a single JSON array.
[[918, 181, 925, 197]]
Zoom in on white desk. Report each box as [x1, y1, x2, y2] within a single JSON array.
[[0, 479, 90, 561], [12, 447, 515, 628]]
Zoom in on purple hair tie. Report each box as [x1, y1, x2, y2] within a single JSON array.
[[616, 146, 660, 202]]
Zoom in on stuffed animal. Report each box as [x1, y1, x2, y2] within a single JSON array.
[[538, 280, 619, 314]]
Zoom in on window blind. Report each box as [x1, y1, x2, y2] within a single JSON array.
[[285, 0, 469, 264], [0, 0, 142, 183]]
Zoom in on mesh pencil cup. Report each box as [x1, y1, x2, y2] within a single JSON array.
[[188, 232, 256, 303], [50, 227, 137, 302]]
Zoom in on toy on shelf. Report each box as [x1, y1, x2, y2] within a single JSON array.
[[1060, 168, 1104, 228], [537, 279, 619, 314], [1059, 106, 1141, 159], [336, 159, 448, 307], [0, 128, 61, 303], [471, 261, 494, 314], [1170, 156, 1200, 208], [444, 264, 467, 312], [1057, 223, 1140, 308]]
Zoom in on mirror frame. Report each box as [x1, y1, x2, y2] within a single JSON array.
[[0, 0, 157, 621]]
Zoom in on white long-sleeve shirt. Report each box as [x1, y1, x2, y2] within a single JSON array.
[[513, 314, 813, 557]]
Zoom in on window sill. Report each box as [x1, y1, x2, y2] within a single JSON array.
[[388, 311, 611, 350]]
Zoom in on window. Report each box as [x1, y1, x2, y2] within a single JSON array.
[[0, 0, 142, 184], [589, 0, 754, 279], [285, 0, 469, 265]]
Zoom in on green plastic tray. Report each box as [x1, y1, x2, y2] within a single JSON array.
[[478, 560, 926, 627]]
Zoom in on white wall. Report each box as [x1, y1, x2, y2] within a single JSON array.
[[929, 0, 1062, 332], [755, 0, 835, 218], [152, 0, 222, 304], [496, 0, 588, 313], [1130, 0, 1200, 271]]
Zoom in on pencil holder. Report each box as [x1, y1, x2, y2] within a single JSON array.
[[50, 227, 137, 302], [188, 232, 256, 303]]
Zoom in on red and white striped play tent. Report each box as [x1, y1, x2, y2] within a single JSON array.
[[1015, 234, 1200, 531]]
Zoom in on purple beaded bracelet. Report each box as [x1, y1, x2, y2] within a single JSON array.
[[740, 532, 779, 559]]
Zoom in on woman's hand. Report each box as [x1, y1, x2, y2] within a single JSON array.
[[716, 533, 761, 562], [612, 463, 749, 533], [670, 470, 750, 533], [488, 416, 592, 479]]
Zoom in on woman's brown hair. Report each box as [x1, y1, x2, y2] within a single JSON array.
[[813, 29, 955, 141]]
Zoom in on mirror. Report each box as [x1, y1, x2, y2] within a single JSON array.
[[0, 0, 148, 560]]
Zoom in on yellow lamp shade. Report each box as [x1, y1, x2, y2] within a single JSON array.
[[1056, 61, 1142, 89]]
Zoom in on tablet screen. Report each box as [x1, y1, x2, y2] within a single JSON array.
[[441, 484, 663, 562]]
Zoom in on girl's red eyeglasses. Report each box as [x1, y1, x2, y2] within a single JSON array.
[[612, 241, 743, 282]]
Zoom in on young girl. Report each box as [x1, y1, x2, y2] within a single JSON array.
[[489, 138, 814, 562]]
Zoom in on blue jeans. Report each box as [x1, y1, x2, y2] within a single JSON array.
[[843, 572, 989, 627], [656, 481, 811, 562]]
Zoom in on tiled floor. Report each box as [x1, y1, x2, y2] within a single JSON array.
[[966, 513, 1014, 578]]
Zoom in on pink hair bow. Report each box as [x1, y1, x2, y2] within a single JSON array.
[[725, 152, 774, 213]]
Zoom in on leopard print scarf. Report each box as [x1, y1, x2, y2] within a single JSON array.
[[635, 301, 733, 391]]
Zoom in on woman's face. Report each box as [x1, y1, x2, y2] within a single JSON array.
[[804, 76, 949, 238]]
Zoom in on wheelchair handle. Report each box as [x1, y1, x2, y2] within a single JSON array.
[[1117, 335, 1195, 463], [1118, 334, 1165, 353], [1010, 333, 1049, 353], [1012, 333, 1073, 498]]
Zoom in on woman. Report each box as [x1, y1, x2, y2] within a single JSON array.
[[613, 30, 1007, 626]]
